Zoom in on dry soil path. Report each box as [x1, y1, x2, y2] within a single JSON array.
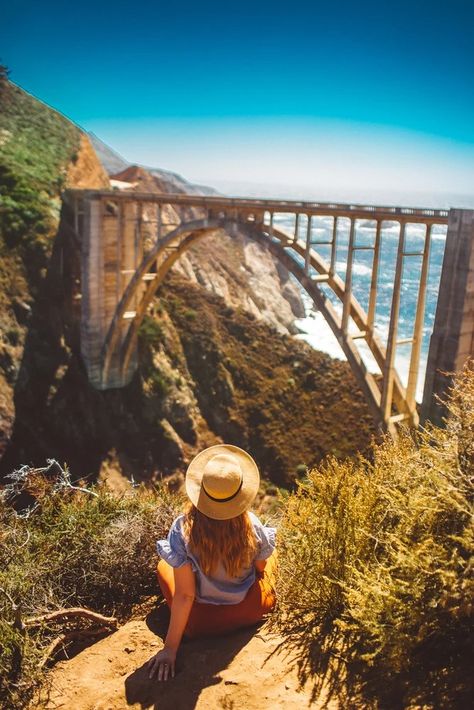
[[31, 610, 338, 710]]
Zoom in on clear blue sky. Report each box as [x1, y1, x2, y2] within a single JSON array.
[[2, 0, 474, 204]]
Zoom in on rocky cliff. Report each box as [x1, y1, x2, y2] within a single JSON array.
[[109, 164, 305, 333]]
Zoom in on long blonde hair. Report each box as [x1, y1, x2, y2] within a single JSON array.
[[182, 502, 258, 577]]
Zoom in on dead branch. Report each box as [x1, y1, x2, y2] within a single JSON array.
[[24, 607, 118, 628], [1, 459, 99, 506], [0, 529, 31, 572], [39, 626, 111, 669], [0, 585, 16, 608], [0, 586, 23, 631]]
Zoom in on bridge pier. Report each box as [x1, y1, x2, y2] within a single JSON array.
[[421, 209, 474, 425], [80, 195, 141, 389]]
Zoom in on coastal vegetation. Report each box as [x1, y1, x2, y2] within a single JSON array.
[[0, 463, 181, 708], [0, 72, 80, 268], [0, 366, 472, 709], [272, 362, 473, 708], [0, 74, 83, 455]]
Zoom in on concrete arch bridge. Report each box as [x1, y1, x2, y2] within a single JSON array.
[[65, 190, 474, 435]]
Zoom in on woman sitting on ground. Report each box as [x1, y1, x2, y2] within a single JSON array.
[[147, 444, 277, 681]]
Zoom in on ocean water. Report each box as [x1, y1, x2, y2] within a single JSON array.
[[270, 213, 447, 402]]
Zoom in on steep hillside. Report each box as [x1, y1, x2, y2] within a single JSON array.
[[0, 266, 375, 488], [154, 275, 375, 484], [0, 77, 109, 453]]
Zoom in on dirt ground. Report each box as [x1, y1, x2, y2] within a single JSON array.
[[30, 607, 338, 710]]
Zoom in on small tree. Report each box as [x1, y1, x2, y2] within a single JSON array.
[[0, 63, 10, 80], [0, 63, 11, 104]]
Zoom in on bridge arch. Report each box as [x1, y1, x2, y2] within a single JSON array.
[[70, 190, 469, 435], [100, 214, 405, 434]]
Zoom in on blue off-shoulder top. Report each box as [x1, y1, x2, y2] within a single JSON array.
[[156, 511, 276, 605]]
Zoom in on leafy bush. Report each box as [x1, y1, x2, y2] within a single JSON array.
[[0, 163, 52, 250], [272, 362, 473, 708], [0, 80, 80, 261], [148, 369, 171, 397], [139, 314, 165, 349], [0, 461, 181, 709]]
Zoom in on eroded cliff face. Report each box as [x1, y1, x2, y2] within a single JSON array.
[[139, 274, 375, 487], [172, 234, 304, 333], [110, 164, 305, 333], [66, 133, 111, 190]]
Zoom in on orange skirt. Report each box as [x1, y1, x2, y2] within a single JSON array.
[[156, 554, 277, 639]]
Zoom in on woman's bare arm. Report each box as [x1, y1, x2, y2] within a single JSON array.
[[165, 563, 196, 651], [148, 562, 196, 681]]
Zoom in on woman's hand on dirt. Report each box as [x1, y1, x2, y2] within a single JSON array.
[[147, 647, 177, 681]]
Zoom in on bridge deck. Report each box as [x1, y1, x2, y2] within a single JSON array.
[[67, 189, 449, 224]]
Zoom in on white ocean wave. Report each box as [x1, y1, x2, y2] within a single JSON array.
[[312, 216, 333, 227], [295, 312, 426, 401], [294, 313, 346, 362], [406, 224, 427, 236], [335, 261, 372, 277]]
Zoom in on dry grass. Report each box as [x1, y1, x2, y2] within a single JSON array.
[[271, 362, 473, 708], [0, 462, 181, 709]]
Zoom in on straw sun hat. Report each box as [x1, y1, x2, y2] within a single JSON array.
[[185, 444, 260, 520]]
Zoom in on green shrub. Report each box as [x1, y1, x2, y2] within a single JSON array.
[[184, 308, 198, 321], [0, 80, 81, 266], [295, 463, 307, 477], [0, 461, 181, 709], [0, 172, 52, 256], [272, 363, 474, 708], [148, 369, 171, 397], [138, 315, 165, 349]]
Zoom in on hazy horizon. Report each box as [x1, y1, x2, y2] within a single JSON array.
[[209, 180, 474, 210], [88, 117, 474, 209]]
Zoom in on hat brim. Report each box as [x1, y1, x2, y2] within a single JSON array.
[[185, 444, 260, 520]]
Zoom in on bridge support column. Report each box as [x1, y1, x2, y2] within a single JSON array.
[[80, 196, 103, 387], [80, 196, 140, 389], [421, 209, 474, 425]]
